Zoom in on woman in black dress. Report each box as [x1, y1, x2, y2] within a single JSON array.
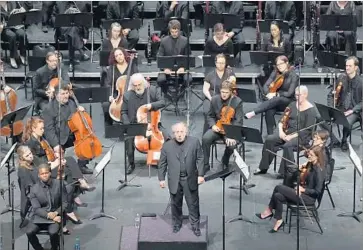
[[263, 21, 292, 60], [204, 23, 233, 56], [101, 22, 128, 51]]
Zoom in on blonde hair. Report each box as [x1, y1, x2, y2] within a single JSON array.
[[17, 145, 33, 170], [22, 117, 44, 143]]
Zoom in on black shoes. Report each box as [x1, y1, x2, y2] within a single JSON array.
[[269, 221, 285, 233], [173, 224, 181, 233], [253, 169, 267, 175], [192, 227, 201, 237], [341, 141, 348, 152], [80, 166, 93, 175], [255, 213, 273, 220], [126, 163, 136, 175]]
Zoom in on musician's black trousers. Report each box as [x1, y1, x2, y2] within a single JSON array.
[[34, 97, 48, 113], [202, 99, 211, 134], [126, 29, 139, 49], [342, 113, 361, 142], [1, 28, 27, 58], [41, 1, 56, 26], [326, 31, 357, 56], [253, 97, 291, 135], [202, 129, 236, 169], [101, 102, 114, 126], [26, 221, 62, 250], [269, 184, 315, 220], [170, 176, 200, 228]]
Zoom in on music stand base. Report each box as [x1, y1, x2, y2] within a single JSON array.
[[229, 184, 256, 190], [334, 166, 346, 171], [1, 206, 20, 215], [117, 180, 142, 191], [337, 211, 362, 222], [89, 212, 117, 221], [227, 214, 254, 224]]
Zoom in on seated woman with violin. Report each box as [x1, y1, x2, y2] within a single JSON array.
[[102, 47, 138, 126], [204, 23, 234, 56], [202, 54, 236, 133], [245, 55, 298, 135], [202, 80, 243, 173], [254, 85, 317, 177], [33, 51, 69, 113], [256, 146, 326, 233]]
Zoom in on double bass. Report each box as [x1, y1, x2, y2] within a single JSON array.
[[134, 79, 164, 165]]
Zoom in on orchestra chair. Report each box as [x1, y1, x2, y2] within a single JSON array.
[[324, 154, 336, 209], [26, 56, 46, 101], [336, 118, 362, 144], [285, 181, 326, 234], [0, 40, 9, 62], [210, 139, 225, 169]]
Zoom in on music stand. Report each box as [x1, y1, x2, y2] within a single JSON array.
[[153, 17, 193, 36], [258, 19, 290, 34], [102, 18, 142, 31], [99, 50, 111, 67], [249, 51, 284, 66], [0, 143, 19, 215], [107, 124, 148, 191], [337, 143, 362, 222], [204, 13, 241, 30], [73, 87, 110, 118], [205, 167, 234, 250], [236, 88, 257, 104], [223, 125, 262, 224], [89, 146, 117, 220], [318, 51, 363, 75]]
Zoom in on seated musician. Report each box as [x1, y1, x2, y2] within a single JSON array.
[[203, 54, 236, 132], [121, 73, 167, 175], [253, 85, 317, 177], [202, 80, 243, 172], [325, 1, 357, 56], [156, 19, 192, 95], [53, 2, 90, 72], [263, 21, 292, 61], [264, 1, 297, 42], [106, 2, 140, 49], [33, 51, 69, 112], [335, 56, 362, 151], [204, 23, 234, 56], [41, 1, 56, 33], [245, 55, 298, 135], [0, 1, 31, 68], [193, 1, 206, 27], [25, 164, 73, 249], [101, 22, 129, 51], [210, 1, 244, 59], [42, 81, 91, 172], [156, 1, 188, 36], [256, 146, 326, 233], [102, 47, 138, 126]]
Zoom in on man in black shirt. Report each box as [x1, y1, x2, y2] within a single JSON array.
[[158, 122, 204, 236], [336, 56, 363, 151], [33, 52, 69, 112], [121, 73, 166, 174]]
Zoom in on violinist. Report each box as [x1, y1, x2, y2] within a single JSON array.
[[245, 55, 298, 135], [42, 81, 91, 173], [33, 51, 69, 112], [256, 146, 326, 233], [102, 47, 138, 126], [335, 56, 363, 151], [121, 73, 167, 175], [254, 85, 317, 176], [204, 23, 234, 56], [202, 80, 243, 173]]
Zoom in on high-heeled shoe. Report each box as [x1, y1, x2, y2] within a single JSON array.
[[67, 215, 83, 224], [269, 221, 285, 233], [255, 213, 273, 220]]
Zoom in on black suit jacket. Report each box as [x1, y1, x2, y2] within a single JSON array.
[[156, 1, 189, 19], [210, 2, 244, 34], [106, 2, 139, 20], [265, 2, 297, 29], [157, 35, 189, 57], [42, 98, 77, 147], [263, 69, 298, 99], [158, 136, 204, 194]]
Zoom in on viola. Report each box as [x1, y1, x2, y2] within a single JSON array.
[[39, 138, 56, 162], [109, 57, 134, 122], [269, 74, 285, 93], [334, 81, 343, 107], [280, 106, 291, 133], [134, 79, 165, 165], [215, 97, 235, 135]]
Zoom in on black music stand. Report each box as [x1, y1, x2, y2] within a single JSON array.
[[108, 124, 148, 191], [73, 87, 110, 118], [0, 143, 20, 215], [337, 143, 362, 222], [320, 15, 357, 32], [318, 51, 363, 74], [153, 17, 193, 36], [102, 18, 142, 31], [258, 19, 290, 34], [249, 51, 284, 66], [236, 88, 257, 104], [89, 146, 117, 220], [99, 50, 111, 67], [205, 13, 241, 30], [223, 125, 262, 224], [205, 167, 234, 250]]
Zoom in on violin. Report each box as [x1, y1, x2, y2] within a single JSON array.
[[215, 97, 235, 135], [334, 81, 343, 107], [109, 57, 134, 122], [134, 79, 165, 165], [68, 86, 103, 160], [268, 67, 294, 94], [39, 138, 56, 162], [299, 162, 311, 186], [226, 67, 237, 96], [280, 106, 291, 133]]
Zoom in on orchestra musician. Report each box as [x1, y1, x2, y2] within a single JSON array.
[[0, 1, 32, 69], [256, 146, 326, 233], [253, 85, 317, 177], [202, 80, 243, 172], [33, 51, 70, 113], [106, 2, 140, 50], [203, 54, 236, 132], [102, 47, 138, 126], [156, 1, 188, 36], [101, 22, 129, 51], [156, 19, 192, 95], [121, 73, 167, 175], [42, 81, 91, 172], [41, 1, 56, 33], [245, 55, 298, 135], [204, 23, 234, 56], [158, 122, 204, 236], [53, 1, 90, 72], [335, 56, 362, 151], [325, 1, 357, 56], [25, 164, 70, 250], [210, 1, 245, 59], [262, 21, 292, 61]]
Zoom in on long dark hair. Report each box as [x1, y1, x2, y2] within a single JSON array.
[[108, 47, 130, 65], [309, 146, 325, 169], [269, 21, 284, 46]]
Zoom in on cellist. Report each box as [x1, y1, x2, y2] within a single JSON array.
[[244, 55, 298, 135], [42, 81, 91, 172], [121, 73, 168, 175]]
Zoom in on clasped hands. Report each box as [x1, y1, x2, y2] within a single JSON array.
[[344, 110, 353, 116], [164, 67, 185, 75], [47, 211, 61, 223], [279, 131, 294, 142], [266, 92, 278, 100]]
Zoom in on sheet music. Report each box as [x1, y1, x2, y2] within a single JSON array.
[[348, 143, 362, 176], [234, 149, 250, 180], [0, 143, 17, 169], [93, 146, 113, 177]]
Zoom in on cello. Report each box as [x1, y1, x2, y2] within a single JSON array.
[[134, 79, 164, 166]]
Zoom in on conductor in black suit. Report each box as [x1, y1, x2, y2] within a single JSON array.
[[158, 122, 205, 236]]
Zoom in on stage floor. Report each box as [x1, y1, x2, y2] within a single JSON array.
[[0, 83, 362, 250]]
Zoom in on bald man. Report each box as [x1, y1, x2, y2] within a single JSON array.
[[158, 122, 204, 236]]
